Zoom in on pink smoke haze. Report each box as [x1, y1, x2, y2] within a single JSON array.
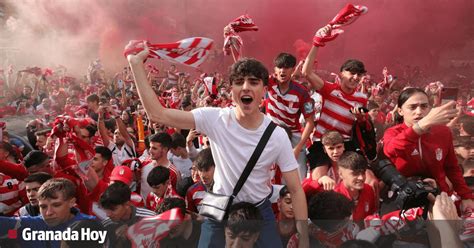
[[0, 0, 472, 82]]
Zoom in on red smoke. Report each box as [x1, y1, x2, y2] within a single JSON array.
[[1, 0, 473, 82]]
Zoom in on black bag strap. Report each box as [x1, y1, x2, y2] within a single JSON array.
[[231, 121, 277, 198]]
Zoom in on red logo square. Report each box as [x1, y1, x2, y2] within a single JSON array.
[[8, 229, 17, 239]]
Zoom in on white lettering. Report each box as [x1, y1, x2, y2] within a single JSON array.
[[22, 228, 31, 240], [21, 227, 107, 243]]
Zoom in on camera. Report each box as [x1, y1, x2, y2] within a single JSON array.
[[370, 158, 439, 214]]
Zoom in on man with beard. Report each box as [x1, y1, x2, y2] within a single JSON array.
[[140, 133, 181, 199]]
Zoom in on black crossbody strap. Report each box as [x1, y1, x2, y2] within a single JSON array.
[[232, 121, 277, 198]]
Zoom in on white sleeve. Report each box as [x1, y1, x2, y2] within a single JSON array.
[[191, 107, 221, 139], [274, 128, 299, 173]]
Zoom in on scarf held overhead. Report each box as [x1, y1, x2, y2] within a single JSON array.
[[313, 4, 368, 47], [124, 37, 213, 68], [223, 14, 258, 61]]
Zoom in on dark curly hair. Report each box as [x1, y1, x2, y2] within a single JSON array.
[[229, 58, 269, 86]]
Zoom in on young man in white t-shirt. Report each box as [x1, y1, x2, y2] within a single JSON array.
[[127, 43, 309, 248]]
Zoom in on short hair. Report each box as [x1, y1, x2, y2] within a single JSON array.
[[194, 148, 215, 171], [367, 100, 379, 111], [38, 178, 76, 200], [459, 115, 474, 136], [147, 166, 170, 187], [95, 146, 112, 161], [24, 172, 53, 185], [65, 220, 105, 248], [24, 150, 49, 168], [0, 141, 14, 154], [279, 185, 290, 198], [34, 129, 51, 137], [99, 181, 131, 209], [273, 53, 297, 68], [156, 197, 186, 215], [229, 58, 269, 86], [176, 177, 194, 198], [337, 151, 368, 172], [321, 131, 344, 146], [226, 202, 263, 235], [308, 191, 354, 232], [340, 59, 366, 74], [171, 133, 186, 149], [84, 125, 97, 137], [86, 94, 100, 103], [149, 132, 172, 149]]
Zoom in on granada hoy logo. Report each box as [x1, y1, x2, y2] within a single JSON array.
[[18, 227, 107, 244]]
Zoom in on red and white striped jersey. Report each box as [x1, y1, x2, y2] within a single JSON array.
[[0, 173, 25, 216], [314, 81, 367, 139], [265, 77, 315, 133], [145, 186, 180, 212]]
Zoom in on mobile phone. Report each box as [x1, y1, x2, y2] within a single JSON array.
[[440, 87, 458, 105], [349, 107, 369, 114], [118, 79, 124, 89]]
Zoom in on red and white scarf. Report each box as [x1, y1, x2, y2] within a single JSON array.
[[313, 4, 368, 47], [124, 37, 214, 68], [127, 208, 185, 248], [223, 14, 258, 61]]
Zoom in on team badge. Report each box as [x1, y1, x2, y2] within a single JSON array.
[[435, 148, 443, 161], [304, 102, 314, 114], [365, 202, 369, 213], [119, 168, 125, 175]]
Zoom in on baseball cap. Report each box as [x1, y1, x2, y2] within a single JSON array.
[[110, 166, 133, 185]]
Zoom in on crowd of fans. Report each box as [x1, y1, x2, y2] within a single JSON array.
[[0, 24, 474, 248]]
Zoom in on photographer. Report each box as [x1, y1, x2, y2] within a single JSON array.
[[383, 88, 474, 211]]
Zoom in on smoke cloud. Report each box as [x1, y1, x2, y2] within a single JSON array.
[[1, 0, 472, 82]]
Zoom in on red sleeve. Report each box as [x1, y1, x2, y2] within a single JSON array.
[[186, 188, 197, 213], [55, 154, 77, 171], [317, 81, 338, 97], [444, 131, 474, 199], [0, 160, 28, 181], [88, 180, 108, 202], [383, 125, 419, 158]]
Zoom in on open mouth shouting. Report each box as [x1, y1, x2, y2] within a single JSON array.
[[241, 95, 253, 105]]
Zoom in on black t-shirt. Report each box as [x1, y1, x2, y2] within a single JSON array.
[[159, 221, 201, 248]]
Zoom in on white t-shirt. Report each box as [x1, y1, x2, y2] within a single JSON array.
[[192, 107, 298, 204], [107, 142, 136, 166], [167, 151, 193, 178]]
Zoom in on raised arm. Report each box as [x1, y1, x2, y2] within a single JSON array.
[[127, 43, 195, 130], [98, 108, 111, 148], [302, 26, 331, 91]]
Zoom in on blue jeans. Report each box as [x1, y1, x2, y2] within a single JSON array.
[[198, 199, 283, 248]]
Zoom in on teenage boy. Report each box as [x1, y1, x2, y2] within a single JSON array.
[[18, 172, 53, 216], [303, 25, 368, 172], [334, 152, 377, 223], [224, 202, 264, 248], [276, 186, 297, 247], [168, 132, 193, 178], [266, 53, 315, 179], [127, 44, 308, 247], [100, 182, 155, 247], [186, 148, 215, 213], [0, 179, 96, 248], [287, 191, 358, 248], [302, 130, 345, 198], [146, 166, 180, 211]]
